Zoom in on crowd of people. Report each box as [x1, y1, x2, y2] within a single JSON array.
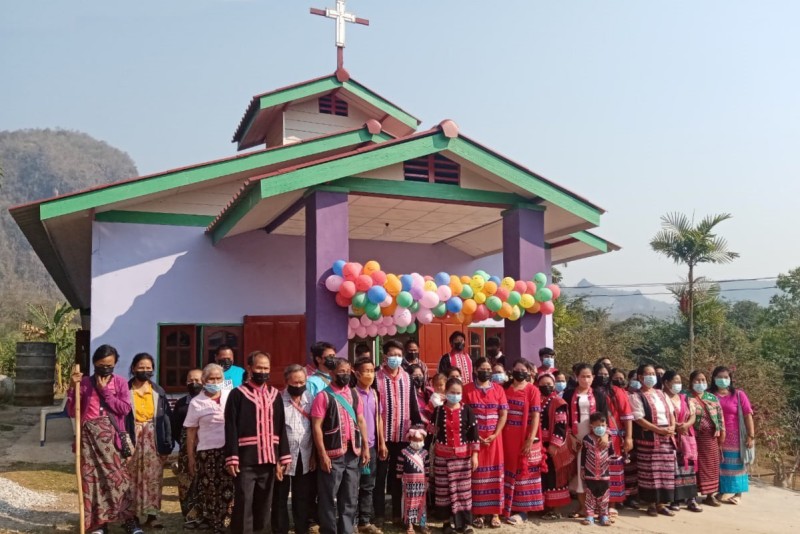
[[66, 333, 755, 534]]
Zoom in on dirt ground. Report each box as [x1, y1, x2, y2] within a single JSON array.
[[0, 403, 797, 533]]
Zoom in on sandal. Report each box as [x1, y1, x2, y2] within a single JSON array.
[[472, 517, 485, 529], [687, 501, 703, 513], [658, 507, 675, 517], [581, 517, 596, 526], [646, 506, 658, 517], [599, 515, 611, 527], [489, 516, 502, 529], [504, 514, 522, 525], [668, 502, 681, 511], [542, 511, 561, 520], [704, 495, 721, 507], [723, 496, 741, 505]]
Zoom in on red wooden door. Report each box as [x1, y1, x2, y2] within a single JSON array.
[[243, 315, 306, 388], [418, 318, 466, 377]]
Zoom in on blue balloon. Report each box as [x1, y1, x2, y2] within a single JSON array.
[[488, 275, 501, 285], [332, 260, 346, 276], [434, 272, 451, 286], [446, 297, 463, 313], [367, 285, 388, 304], [400, 274, 414, 291]]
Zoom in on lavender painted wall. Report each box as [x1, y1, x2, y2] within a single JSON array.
[[90, 222, 507, 371]]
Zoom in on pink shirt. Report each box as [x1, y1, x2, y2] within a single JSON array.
[[84, 378, 118, 421], [184, 390, 229, 451], [311, 383, 364, 447]]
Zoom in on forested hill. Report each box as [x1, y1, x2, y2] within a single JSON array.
[[0, 129, 137, 329]]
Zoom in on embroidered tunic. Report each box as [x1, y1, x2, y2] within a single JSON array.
[[397, 446, 430, 526], [376, 366, 421, 443], [437, 351, 474, 384], [224, 382, 291, 469]]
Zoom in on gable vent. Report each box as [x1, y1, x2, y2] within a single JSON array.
[[403, 154, 460, 185], [319, 94, 349, 117]]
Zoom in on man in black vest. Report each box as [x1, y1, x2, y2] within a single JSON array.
[[311, 359, 370, 534]]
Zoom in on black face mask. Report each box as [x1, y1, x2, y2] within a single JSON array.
[[611, 379, 626, 388], [218, 359, 233, 371], [476, 370, 492, 383], [134, 370, 153, 382], [595, 375, 610, 387], [251, 372, 270, 385], [324, 357, 337, 371], [539, 385, 555, 397], [405, 352, 419, 362], [287, 384, 307, 397], [95, 366, 114, 377], [487, 348, 499, 357], [412, 376, 425, 389], [334, 373, 351, 387], [512, 370, 529, 382], [187, 383, 203, 397], [452, 342, 465, 352]]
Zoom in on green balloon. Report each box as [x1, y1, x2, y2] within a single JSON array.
[[433, 302, 447, 317], [518, 308, 525, 318], [352, 292, 368, 309], [534, 272, 548, 287], [409, 301, 420, 313], [486, 296, 502, 312], [397, 325, 407, 334], [365, 302, 381, 320], [535, 287, 553, 302], [460, 285, 474, 299], [396, 291, 413, 308], [406, 323, 417, 334], [507, 290, 521, 306], [492, 313, 503, 322]]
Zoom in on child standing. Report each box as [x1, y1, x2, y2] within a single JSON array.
[[581, 412, 615, 526], [398, 427, 430, 534], [431, 378, 479, 534]]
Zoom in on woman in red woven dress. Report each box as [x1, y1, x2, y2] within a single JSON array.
[[536, 373, 573, 519]]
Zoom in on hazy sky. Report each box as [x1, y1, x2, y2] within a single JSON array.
[[2, 1, 798, 297]]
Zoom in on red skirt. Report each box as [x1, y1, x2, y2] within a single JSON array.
[[473, 437, 504, 515]]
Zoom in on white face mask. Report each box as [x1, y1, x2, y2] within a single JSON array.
[[409, 441, 424, 450]]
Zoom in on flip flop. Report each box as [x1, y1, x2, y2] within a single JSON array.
[[723, 496, 741, 505], [490, 516, 502, 529]]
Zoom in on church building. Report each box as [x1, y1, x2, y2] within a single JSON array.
[[10, 3, 618, 391]]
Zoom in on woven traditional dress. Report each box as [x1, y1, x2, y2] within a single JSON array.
[[501, 383, 544, 516], [668, 392, 699, 502], [689, 391, 724, 495], [717, 390, 753, 494], [398, 446, 430, 527], [605, 386, 633, 503], [464, 382, 508, 516], [539, 392, 572, 508], [629, 389, 676, 504]]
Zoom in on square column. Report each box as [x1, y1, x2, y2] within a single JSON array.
[[502, 207, 550, 365], [305, 190, 350, 359]]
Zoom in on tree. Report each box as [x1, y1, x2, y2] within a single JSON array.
[[650, 213, 739, 369], [21, 302, 79, 391]]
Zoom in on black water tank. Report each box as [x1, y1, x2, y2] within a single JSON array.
[[14, 342, 56, 406]]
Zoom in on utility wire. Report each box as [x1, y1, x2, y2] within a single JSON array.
[[567, 286, 778, 299], [559, 276, 778, 290]]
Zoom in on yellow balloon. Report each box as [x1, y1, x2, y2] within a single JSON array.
[[424, 280, 437, 292], [474, 291, 486, 304], [483, 281, 498, 296], [363, 260, 381, 276], [519, 293, 535, 309], [509, 305, 521, 321], [470, 275, 485, 291], [501, 277, 515, 291]]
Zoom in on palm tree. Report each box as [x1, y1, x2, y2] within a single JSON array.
[[650, 213, 739, 368]]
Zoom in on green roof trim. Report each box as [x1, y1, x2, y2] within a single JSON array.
[[571, 230, 610, 253], [446, 138, 603, 227], [39, 127, 385, 221], [259, 77, 342, 111], [210, 186, 264, 245], [95, 211, 214, 227], [341, 80, 419, 129]]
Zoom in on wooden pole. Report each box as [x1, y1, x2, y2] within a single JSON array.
[[73, 364, 84, 532]]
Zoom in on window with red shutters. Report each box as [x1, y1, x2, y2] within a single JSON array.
[[159, 325, 197, 393], [318, 94, 349, 117], [403, 154, 460, 185]]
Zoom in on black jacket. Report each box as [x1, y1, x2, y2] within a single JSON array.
[[125, 380, 174, 455]]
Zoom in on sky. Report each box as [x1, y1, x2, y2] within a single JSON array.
[[2, 0, 799, 298]]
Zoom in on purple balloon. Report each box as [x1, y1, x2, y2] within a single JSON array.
[[409, 286, 424, 300]]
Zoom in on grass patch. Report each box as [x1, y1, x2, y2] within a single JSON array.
[[0, 462, 77, 494]]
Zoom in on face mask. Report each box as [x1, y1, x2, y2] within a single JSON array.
[[629, 379, 642, 390], [409, 441, 424, 451], [476, 370, 492, 383], [187, 382, 203, 396], [431, 393, 444, 407], [446, 393, 462, 405], [335, 373, 351, 387], [715, 377, 731, 389], [134, 370, 153, 382], [611, 378, 626, 388], [539, 385, 554, 397], [512, 370, 529, 382], [592, 425, 607, 437], [387, 356, 403, 370], [491, 373, 507, 384], [405, 352, 419, 362], [671, 383, 683, 394], [555, 381, 567, 393], [251, 372, 270, 385], [204, 383, 223, 394], [218, 359, 233, 371], [693, 383, 707, 393], [486, 348, 499, 357], [542, 357, 555, 368], [287, 384, 307, 397], [453, 341, 465, 352], [324, 356, 337, 371], [596, 376, 610, 386], [642, 375, 658, 388], [412, 376, 425, 389], [95, 366, 114, 377]]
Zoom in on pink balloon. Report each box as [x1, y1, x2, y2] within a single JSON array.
[[366, 324, 379, 337], [355, 325, 367, 338], [325, 274, 344, 292], [347, 328, 355, 340], [393, 308, 412, 327], [539, 301, 555, 315], [495, 288, 509, 301], [380, 295, 393, 308], [383, 316, 394, 326], [371, 270, 387, 286], [514, 280, 527, 294], [377, 326, 388, 337], [525, 281, 537, 295], [348, 317, 360, 329], [387, 325, 398, 336], [420, 291, 440, 308], [436, 285, 452, 301], [548, 284, 561, 300], [417, 308, 434, 324], [360, 314, 371, 326]]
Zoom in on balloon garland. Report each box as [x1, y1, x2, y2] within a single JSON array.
[[323, 260, 560, 340]]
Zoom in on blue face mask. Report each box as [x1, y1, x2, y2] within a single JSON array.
[[542, 357, 555, 368], [715, 377, 731, 389], [592, 425, 607, 437], [693, 383, 707, 394], [387, 356, 403, 370], [491, 373, 507, 384], [642, 375, 658, 388], [629, 379, 641, 390], [204, 383, 222, 394], [671, 383, 683, 394], [446, 393, 462, 405], [555, 381, 567, 392]]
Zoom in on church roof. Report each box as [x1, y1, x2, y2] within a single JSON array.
[[232, 71, 421, 150]]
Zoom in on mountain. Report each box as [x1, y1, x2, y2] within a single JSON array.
[[563, 279, 676, 320], [0, 129, 138, 330]]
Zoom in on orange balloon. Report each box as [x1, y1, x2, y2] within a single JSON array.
[[529, 301, 541, 314], [383, 274, 402, 296], [461, 313, 473, 325], [381, 301, 398, 316], [499, 302, 513, 318], [449, 275, 463, 296], [483, 281, 498, 296], [462, 298, 478, 315], [461, 275, 472, 285]]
